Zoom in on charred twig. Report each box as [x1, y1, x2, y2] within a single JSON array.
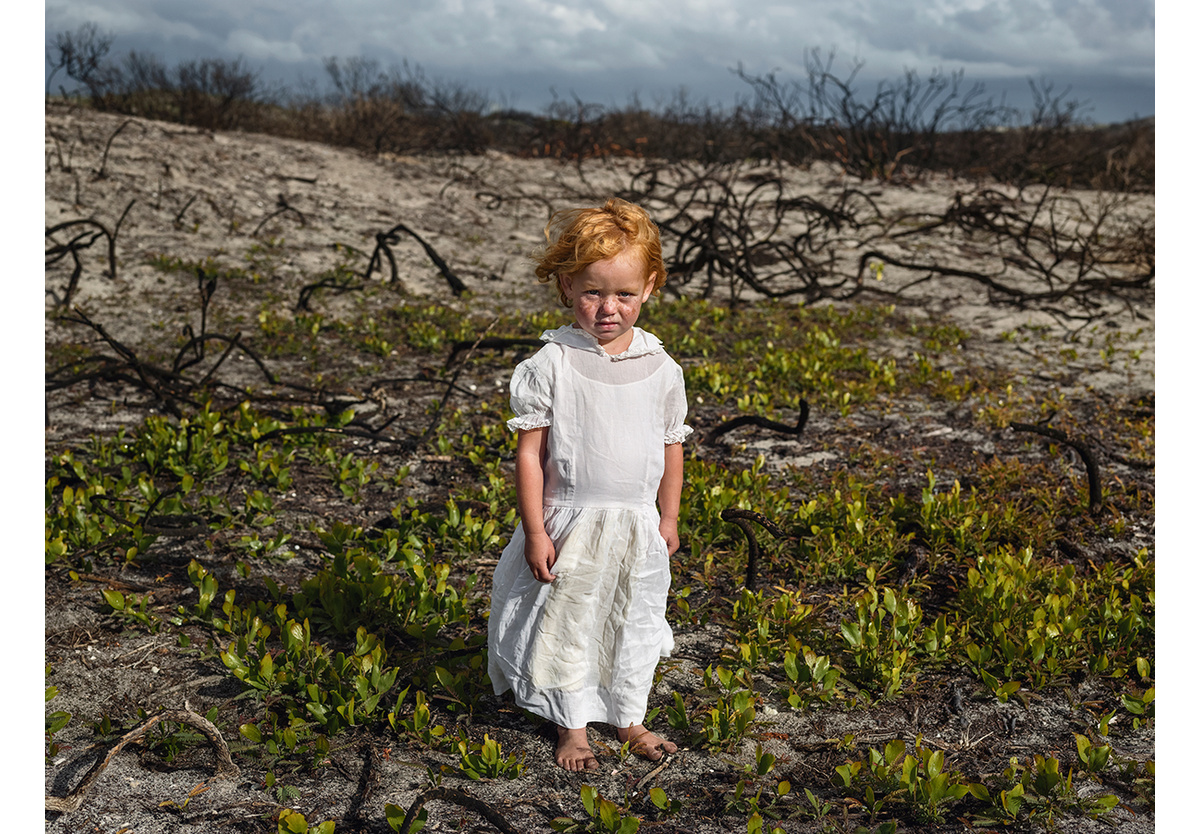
[[418, 320, 500, 445], [705, 401, 809, 445], [253, 424, 418, 451], [365, 222, 468, 296], [173, 268, 219, 373], [1010, 421, 1104, 514], [629, 161, 868, 302], [173, 193, 199, 229], [391, 786, 519, 834], [53, 302, 279, 414], [296, 272, 365, 311], [445, 337, 544, 368], [46, 199, 133, 286], [45, 704, 239, 815], [720, 508, 792, 590], [59, 308, 190, 416], [252, 193, 307, 236], [142, 514, 209, 536], [45, 227, 102, 309], [96, 118, 135, 179], [107, 199, 134, 280]]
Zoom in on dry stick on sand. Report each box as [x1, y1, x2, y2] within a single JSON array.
[[45, 227, 103, 309], [444, 336, 545, 369], [705, 400, 809, 445], [46, 705, 240, 814], [366, 222, 468, 296], [45, 199, 134, 286], [418, 319, 500, 446], [96, 118, 135, 179], [391, 787, 519, 834], [174, 193, 199, 229], [1010, 422, 1104, 514], [720, 508, 793, 591], [252, 193, 307, 236], [56, 306, 278, 415]]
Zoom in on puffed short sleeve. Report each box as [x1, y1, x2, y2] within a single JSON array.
[[506, 355, 554, 432], [663, 361, 693, 445]]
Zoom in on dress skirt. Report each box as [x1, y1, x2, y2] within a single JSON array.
[[487, 504, 674, 729]]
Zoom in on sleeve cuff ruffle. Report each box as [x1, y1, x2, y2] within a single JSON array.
[[665, 425, 693, 445], [507, 415, 552, 432]]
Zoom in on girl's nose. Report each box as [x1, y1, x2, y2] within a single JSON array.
[[598, 296, 617, 314]]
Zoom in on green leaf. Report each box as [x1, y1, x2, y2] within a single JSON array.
[[277, 809, 308, 834], [580, 784, 597, 818]]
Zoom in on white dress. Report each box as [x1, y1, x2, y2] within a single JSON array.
[[487, 324, 692, 729]]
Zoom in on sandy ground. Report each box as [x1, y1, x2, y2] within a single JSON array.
[[44, 104, 1154, 833]]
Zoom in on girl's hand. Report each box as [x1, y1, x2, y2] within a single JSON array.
[[659, 517, 680, 556], [524, 529, 557, 583]]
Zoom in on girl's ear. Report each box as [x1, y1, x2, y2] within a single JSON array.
[[640, 272, 657, 302], [558, 272, 573, 296]]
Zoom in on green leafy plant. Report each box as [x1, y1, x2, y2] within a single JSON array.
[[551, 785, 641, 833], [277, 808, 335, 834], [101, 588, 159, 631], [647, 786, 682, 818], [388, 688, 448, 749], [835, 737, 974, 824], [456, 732, 525, 780], [838, 576, 928, 699], [666, 665, 758, 752], [45, 666, 71, 761]]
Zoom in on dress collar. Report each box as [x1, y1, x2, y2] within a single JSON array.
[[540, 324, 664, 360]]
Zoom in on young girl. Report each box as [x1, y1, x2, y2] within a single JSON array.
[[487, 197, 690, 772]]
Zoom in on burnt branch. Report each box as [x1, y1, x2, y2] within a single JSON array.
[[417, 319, 499, 446], [173, 193, 199, 228], [252, 424, 419, 451], [51, 300, 279, 415], [391, 786, 519, 834], [45, 227, 102, 309], [58, 308, 192, 416], [45, 705, 238, 815], [365, 222, 468, 296], [1010, 421, 1104, 514], [296, 272, 365, 312], [445, 336, 545, 368], [96, 118, 135, 179], [252, 193, 307, 236], [46, 200, 133, 293], [625, 161, 873, 303], [720, 508, 792, 591], [705, 401, 809, 445]]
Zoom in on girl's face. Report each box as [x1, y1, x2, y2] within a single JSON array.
[[561, 248, 655, 355]]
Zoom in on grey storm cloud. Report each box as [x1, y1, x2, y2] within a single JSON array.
[[45, 0, 1153, 122]]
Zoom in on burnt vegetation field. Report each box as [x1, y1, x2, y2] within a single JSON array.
[[45, 26, 1153, 834]]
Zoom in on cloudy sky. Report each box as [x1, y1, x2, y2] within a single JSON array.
[[44, 0, 1153, 125]]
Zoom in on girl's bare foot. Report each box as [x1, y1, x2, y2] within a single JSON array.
[[556, 726, 599, 771], [616, 724, 678, 761]]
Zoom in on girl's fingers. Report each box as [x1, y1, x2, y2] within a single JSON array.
[[525, 540, 557, 582]]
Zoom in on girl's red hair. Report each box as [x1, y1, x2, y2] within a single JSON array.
[[534, 198, 666, 307]]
